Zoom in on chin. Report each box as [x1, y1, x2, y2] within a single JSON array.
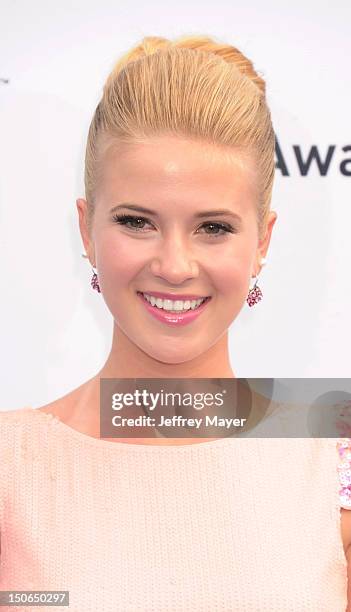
[[137, 339, 207, 366]]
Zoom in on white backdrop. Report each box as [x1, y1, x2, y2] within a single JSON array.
[[1, 0, 350, 409]]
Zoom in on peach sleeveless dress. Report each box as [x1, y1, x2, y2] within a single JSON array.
[[0, 407, 348, 611]]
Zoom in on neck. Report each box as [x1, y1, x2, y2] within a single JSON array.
[[97, 323, 235, 379]]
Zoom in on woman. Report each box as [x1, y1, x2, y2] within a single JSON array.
[[1, 34, 350, 611]]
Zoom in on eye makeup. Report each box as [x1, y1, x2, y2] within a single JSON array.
[[111, 213, 238, 239]]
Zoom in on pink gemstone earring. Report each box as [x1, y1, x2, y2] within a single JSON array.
[[81, 254, 101, 293], [91, 267, 101, 293], [246, 277, 263, 307], [246, 258, 266, 307]]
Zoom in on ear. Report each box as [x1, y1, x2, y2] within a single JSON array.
[[76, 198, 95, 266], [255, 210, 278, 274]]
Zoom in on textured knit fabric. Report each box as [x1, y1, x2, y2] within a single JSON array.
[[0, 407, 348, 611]]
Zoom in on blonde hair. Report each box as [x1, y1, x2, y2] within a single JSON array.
[[84, 34, 275, 240]]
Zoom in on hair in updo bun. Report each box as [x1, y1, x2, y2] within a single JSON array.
[[84, 34, 275, 240]]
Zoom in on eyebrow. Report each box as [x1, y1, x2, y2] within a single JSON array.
[[109, 203, 242, 222]]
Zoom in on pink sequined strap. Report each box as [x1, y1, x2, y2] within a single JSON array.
[[337, 439, 351, 509]]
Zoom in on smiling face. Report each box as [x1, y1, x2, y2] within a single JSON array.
[[77, 134, 276, 365]]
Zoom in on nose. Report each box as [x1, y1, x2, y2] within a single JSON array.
[[150, 233, 199, 284]]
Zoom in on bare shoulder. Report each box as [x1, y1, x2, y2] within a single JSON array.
[[36, 377, 98, 426], [37, 390, 78, 421], [341, 508, 351, 559]]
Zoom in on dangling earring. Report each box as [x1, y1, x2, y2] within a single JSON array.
[[246, 258, 266, 307], [81, 254, 101, 293], [246, 277, 263, 307], [91, 266, 101, 293]]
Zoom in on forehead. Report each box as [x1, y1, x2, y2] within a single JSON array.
[[98, 135, 259, 212]]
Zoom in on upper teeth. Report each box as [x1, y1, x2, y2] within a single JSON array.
[[142, 293, 206, 311]]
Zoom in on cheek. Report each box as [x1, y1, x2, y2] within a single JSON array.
[[208, 241, 254, 299], [95, 233, 143, 290]]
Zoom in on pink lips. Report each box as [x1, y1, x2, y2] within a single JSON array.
[[137, 292, 211, 327], [138, 290, 208, 301]]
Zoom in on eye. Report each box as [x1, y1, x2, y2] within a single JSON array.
[[112, 214, 237, 239], [112, 214, 151, 231], [199, 222, 237, 238]]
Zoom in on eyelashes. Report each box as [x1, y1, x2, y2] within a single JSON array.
[[111, 214, 238, 239]]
